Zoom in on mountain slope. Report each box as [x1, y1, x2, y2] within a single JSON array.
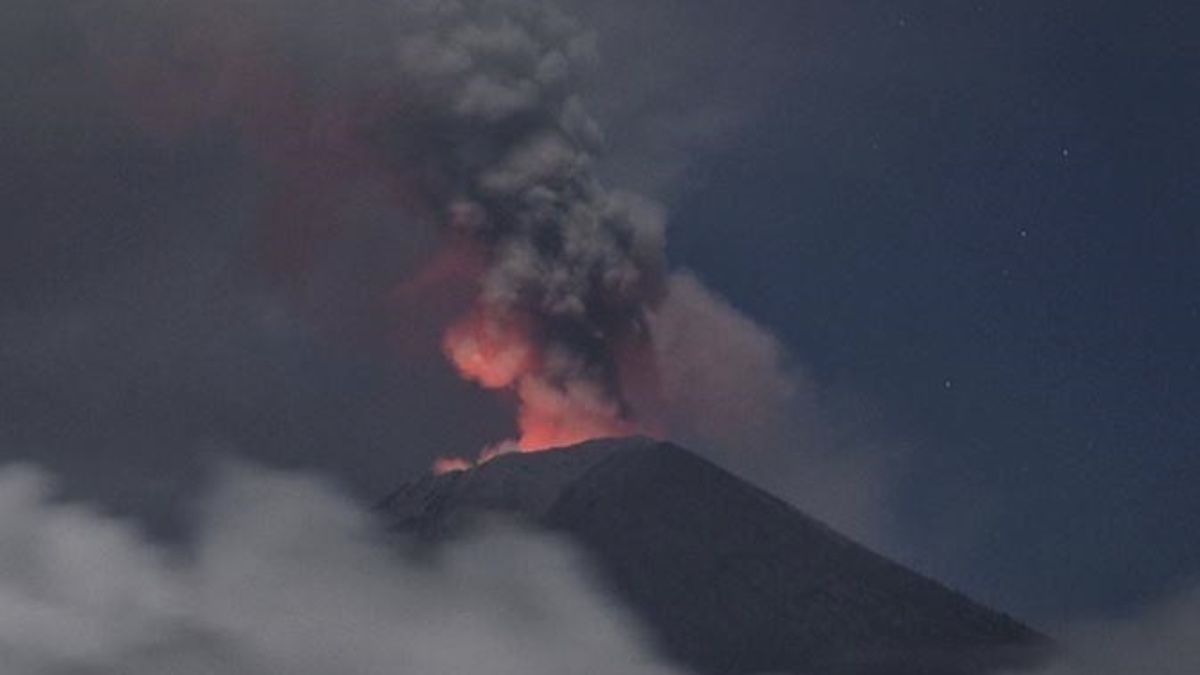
[[379, 437, 1049, 675]]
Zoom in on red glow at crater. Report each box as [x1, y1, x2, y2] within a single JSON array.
[[434, 308, 646, 472], [443, 310, 532, 390]]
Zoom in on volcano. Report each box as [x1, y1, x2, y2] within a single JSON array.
[[379, 437, 1050, 675]]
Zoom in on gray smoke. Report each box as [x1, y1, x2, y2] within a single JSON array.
[[368, 0, 670, 447], [646, 271, 895, 540], [0, 460, 683, 675], [73, 0, 895, 535], [83, 0, 669, 448]]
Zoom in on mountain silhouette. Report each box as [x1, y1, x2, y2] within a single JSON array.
[[379, 437, 1050, 675]]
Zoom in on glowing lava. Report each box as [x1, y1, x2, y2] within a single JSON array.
[[435, 308, 641, 472], [514, 376, 637, 451], [443, 309, 531, 390], [431, 457, 473, 475]]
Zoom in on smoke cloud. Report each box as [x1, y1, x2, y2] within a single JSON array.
[[78, 0, 720, 457], [645, 271, 894, 540], [1014, 585, 1200, 675], [0, 460, 683, 675], [84, 0, 672, 453], [66, 0, 897, 540]]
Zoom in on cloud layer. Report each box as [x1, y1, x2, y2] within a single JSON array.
[[1021, 585, 1200, 675], [0, 461, 682, 675]]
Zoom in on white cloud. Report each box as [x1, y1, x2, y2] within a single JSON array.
[[1020, 586, 1200, 675], [0, 461, 684, 675]]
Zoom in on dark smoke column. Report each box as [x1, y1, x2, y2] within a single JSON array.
[[88, 0, 698, 456], [387, 1, 670, 451]]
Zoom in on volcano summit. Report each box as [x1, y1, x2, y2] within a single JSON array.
[[379, 437, 1050, 675]]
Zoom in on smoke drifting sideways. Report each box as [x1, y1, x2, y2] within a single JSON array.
[[0, 461, 685, 675]]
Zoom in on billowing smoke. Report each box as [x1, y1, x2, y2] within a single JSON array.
[[86, 0, 668, 454], [353, 0, 671, 452], [76, 0, 887, 539], [0, 460, 684, 675]]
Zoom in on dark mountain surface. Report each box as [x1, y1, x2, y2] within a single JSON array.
[[379, 437, 1050, 675]]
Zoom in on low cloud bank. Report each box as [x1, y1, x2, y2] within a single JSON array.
[[0, 461, 683, 675], [1013, 585, 1200, 675]]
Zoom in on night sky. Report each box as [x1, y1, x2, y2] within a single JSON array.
[[1, 0, 1196, 632], [667, 1, 1200, 623]]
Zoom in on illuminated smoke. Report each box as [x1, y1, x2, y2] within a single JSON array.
[[416, 0, 672, 452], [84, 0, 848, 483], [57, 0, 898, 558], [87, 0, 669, 458]]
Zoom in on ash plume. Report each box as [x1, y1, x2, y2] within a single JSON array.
[[86, 0, 668, 452], [75, 0, 887, 539]]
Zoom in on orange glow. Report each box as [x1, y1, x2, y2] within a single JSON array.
[[440, 308, 654, 466], [516, 416, 635, 452], [432, 456, 473, 475], [442, 310, 532, 389], [427, 399, 644, 473], [514, 377, 638, 451]]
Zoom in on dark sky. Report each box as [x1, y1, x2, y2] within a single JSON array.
[[1, 0, 1196, 631], [668, 1, 1200, 623]]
